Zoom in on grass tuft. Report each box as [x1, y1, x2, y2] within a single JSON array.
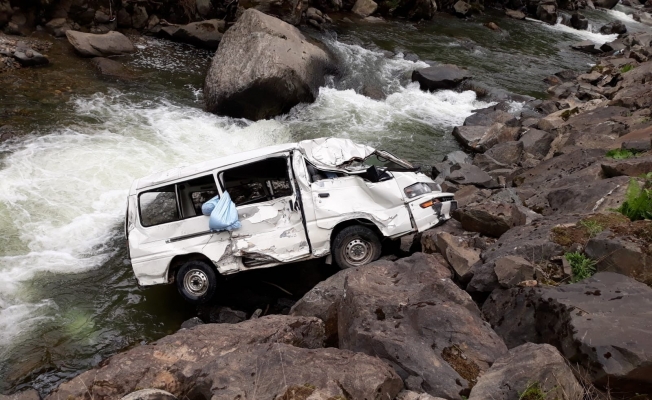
[[605, 148, 636, 159], [565, 252, 596, 283], [578, 219, 604, 238], [618, 179, 652, 221], [519, 382, 547, 400], [620, 64, 634, 73]]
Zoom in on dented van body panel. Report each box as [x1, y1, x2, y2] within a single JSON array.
[[126, 138, 456, 287]]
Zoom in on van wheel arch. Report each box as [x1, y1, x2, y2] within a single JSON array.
[[167, 253, 218, 284], [330, 219, 383, 269]]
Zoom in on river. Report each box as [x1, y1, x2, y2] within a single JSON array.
[[0, 5, 646, 395]]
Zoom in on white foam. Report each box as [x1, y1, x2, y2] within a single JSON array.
[[606, 9, 639, 24], [526, 17, 618, 44]]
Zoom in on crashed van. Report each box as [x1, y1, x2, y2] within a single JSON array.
[[125, 138, 457, 303]]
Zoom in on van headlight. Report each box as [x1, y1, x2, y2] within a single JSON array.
[[404, 182, 432, 199]]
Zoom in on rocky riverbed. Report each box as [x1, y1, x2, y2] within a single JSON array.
[[2, 0, 652, 399]]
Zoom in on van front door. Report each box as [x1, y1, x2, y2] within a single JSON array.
[[221, 155, 311, 266]]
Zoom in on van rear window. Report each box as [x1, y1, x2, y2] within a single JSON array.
[[139, 185, 180, 227]]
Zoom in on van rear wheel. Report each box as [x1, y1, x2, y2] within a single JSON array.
[[332, 225, 382, 270], [176, 260, 218, 304]]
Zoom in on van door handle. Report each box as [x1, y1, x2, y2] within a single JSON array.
[[318, 193, 330, 198]]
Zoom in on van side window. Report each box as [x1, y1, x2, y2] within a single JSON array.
[[221, 157, 292, 206], [139, 185, 180, 227], [177, 175, 218, 218]]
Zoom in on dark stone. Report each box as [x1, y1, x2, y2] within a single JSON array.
[[90, 57, 133, 79], [601, 156, 652, 178], [484, 141, 523, 165], [518, 128, 554, 158], [160, 19, 225, 49], [179, 317, 204, 330], [463, 109, 512, 127], [453, 0, 472, 17], [572, 40, 602, 54], [570, 12, 588, 30], [600, 20, 627, 34], [447, 163, 497, 188], [411, 64, 472, 91], [536, 4, 557, 24], [454, 200, 526, 238]]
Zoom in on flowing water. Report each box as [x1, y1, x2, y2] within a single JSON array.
[[0, 5, 645, 395]]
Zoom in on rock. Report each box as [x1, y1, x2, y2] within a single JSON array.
[[443, 150, 471, 165], [90, 57, 133, 79], [204, 305, 247, 323], [482, 273, 652, 395], [622, 139, 652, 152], [601, 155, 652, 178], [463, 109, 512, 127], [518, 128, 554, 158], [633, 11, 652, 26], [179, 317, 204, 330], [447, 163, 497, 188], [494, 255, 536, 288], [0, 389, 40, 400], [132, 6, 148, 29], [411, 65, 472, 91], [455, 201, 527, 238], [338, 254, 508, 399], [536, 4, 557, 24], [95, 10, 111, 24], [453, 185, 490, 207], [65, 30, 136, 57], [203, 9, 333, 121], [453, 0, 472, 17], [117, 8, 131, 28], [585, 225, 652, 285], [453, 123, 519, 152], [196, 0, 213, 17], [396, 390, 446, 400], [601, 39, 626, 52], [468, 343, 583, 400], [473, 153, 508, 171], [45, 17, 72, 37], [600, 20, 627, 34], [245, 0, 304, 25], [12, 43, 48, 67], [435, 232, 481, 280], [484, 141, 523, 165], [392, 0, 438, 21], [161, 20, 225, 49], [46, 315, 328, 400], [593, 0, 619, 7], [121, 389, 177, 400], [572, 40, 602, 54], [486, 21, 501, 30], [505, 9, 526, 19], [352, 0, 378, 17], [570, 12, 588, 30], [290, 269, 353, 346]]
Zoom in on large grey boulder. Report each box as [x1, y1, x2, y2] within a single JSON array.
[[338, 253, 508, 399], [594, 0, 619, 8], [518, 128, 554, 158], [468, 343, 583, 400], [454, 201, 527, 238], [160, 20, 226, 49], [536, 4, 557, 24], [65, 30, 136, 57], [245, 0, 304, 25], [484, 141, 523, 165], [482, 273, 652, 395], [203, 9, 334, 121], [435, 232, 481, 281], [446, 163, 496, 187], [601, 155, 652, 178], [411, 65, 472, 91], [352, 0, 378, 17], [600, 20, 627, 34]]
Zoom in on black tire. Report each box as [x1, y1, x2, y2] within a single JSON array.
[[176, 260, 218, 304], [332, 225, 382, 270]]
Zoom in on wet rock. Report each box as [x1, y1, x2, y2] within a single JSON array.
[[117, 8, 131, 28], [484, 141, 523, 165], [600, 20, 627, 34], [121, 389, 176, 400], [485, 22, 500, 31], [204, 9, 333, 121], [572, 40, 602, 54], [494, 255, 536, 288], [447, 163, 496, 188], [196, 0, 213, 17], [482, 273, 652, 395], [0, 389, 40, 400], [468, 343, 583, 400], [593, 0, 619, 7], [453, 0, 472, 17], [352, 0, 378, 17], [205, 305, 247, 323], [411, 64, 472, 91], [90, 57, 133, 79], [570, 12, 588, 30], [435, 232, 480, 281], [463, 109, 512, 127], [633, 11, 652, 26], [66, 30, 136, 57], [179, 317, 204, 330], [160, 20, 225, 49], [505, 9, 526, 19], [290, 269, 353, 346], [45, 17, 72, 37], [443, 150, 471, 165], [132, 6, 148, 29], [95, 10, 111, 24], [12, 42, 48, 67], [246, 0, 304, 25], [536, 4, 557, 24], [518, 128, 554, 158], [601, 39, 626, 52], [393, 0, 438, 21], [601, 155, 652, 178], [454, 200, 526, 238], [46, 315, 327, 400], [338, 253, 508, 399]]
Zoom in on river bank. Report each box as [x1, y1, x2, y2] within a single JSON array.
[[1, 0, 652, 398]]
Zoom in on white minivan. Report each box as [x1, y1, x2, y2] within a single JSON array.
[[125, 138, 457, 303]]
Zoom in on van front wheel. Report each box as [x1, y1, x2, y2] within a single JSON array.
[[332, 225, 382, 270], [176, 260, 218, 304]]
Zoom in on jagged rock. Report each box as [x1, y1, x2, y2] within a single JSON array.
[[468, 343, 583, 400], [601, 39, 626, 52], [484, 141, 523, 165], [121, 389, 176, 400], [45, 17, 72, 37], [518, 128, 554, 158], [601, 155, 652, 178], [352, 0, 378, 17], [454, 201, 526, 238], [600, 20, 627, 34], [246, 0, 304, 25], [572, 40, 602, 54], [65, 30, 136, 57], [396, 390, 446, 400], [621, 139, 651, 152], [90, 57, 133, 79], [0, 389, 40, 400], [132, 6, 148, 29], [593, 0, 619, 7], [160, 20, 225, 49], [505, 8, 526, 19], [443, 150, 471, 165], [338, 253, 508, 399], [12, 42, 48, 67], [435, 232, 480, 281], [453, 0, 472, 16], [95, 10, 111, 24], [494, 255, 536, 288], [536, 4, 557, 24], [45, 315, 328, 400], [453, 123, 519, 152], [570, 12, 588, 30], [633, 11, 652, 26], [411, 65, 472, 91], [117, 8, 131, 27], [179, 317, 204, 330], [203, 9, 333, 121], [452, 185, 491, 207], [463, 109, 512, 127], [447, 163, 497, 188], [473, 153, 508, 171], [482, 273, 652, 395]]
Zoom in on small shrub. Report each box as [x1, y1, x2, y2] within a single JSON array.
[[618, 179, 652, 221], [561, 107, 579, 121], [578, 219, 604, 238], [519, 382, 546, 400], [605, 148, 636, 159], [565, 252, 596, 283], [620, 64, 634, 73]]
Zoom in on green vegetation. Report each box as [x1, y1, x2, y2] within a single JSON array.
[[606, 148, 637, 159], [618, 178, 652, 221], [621, 64, 635, 73], [566, 252, 596, 283], [560, 107, 579, 121], [519, 382, 546, 400], [578, 219, 604, 238]]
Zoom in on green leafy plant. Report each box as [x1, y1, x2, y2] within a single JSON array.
[[578, 219, 604, 238], [618, 179, 652, 221], [621, 64, 634, 73], [566, 252, 596, 283], [561, 107, 579, 121], [519, 382, 546, 400], [606, 148, 637, 159]]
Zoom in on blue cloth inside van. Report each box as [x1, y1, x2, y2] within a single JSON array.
[[202, 192, 241, 231]]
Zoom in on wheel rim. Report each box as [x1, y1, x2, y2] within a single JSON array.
[[343, 238, 373, 266], [183, 269, 209, 296]]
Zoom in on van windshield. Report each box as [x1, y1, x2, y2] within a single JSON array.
[[363, 151, 414, 171]]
